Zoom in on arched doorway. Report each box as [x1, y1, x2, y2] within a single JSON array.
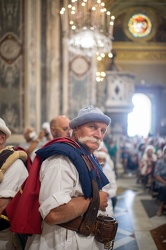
[[127, 93, 152, 137]]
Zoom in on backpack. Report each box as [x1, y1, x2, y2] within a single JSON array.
[[6, 138, 108, 235]]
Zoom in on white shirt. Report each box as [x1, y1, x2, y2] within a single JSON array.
[[0, 159, 28, 250], [102, 165, 117, 199], [102, 164, 117, 216], [0, 159, 28, 198], [25, 155, 110, 250]]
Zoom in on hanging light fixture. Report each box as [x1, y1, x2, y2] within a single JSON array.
[[96, 51, 113, 82], [60, 0, 115, 57]]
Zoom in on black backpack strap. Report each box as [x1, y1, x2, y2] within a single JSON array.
[[0, 148, 14, 169]]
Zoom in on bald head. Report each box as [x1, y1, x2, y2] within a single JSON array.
[[50, 115, 70, 138]]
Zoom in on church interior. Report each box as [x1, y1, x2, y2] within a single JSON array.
[[0, 0, 166, 249]]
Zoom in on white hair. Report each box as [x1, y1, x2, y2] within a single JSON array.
[[77, 136, 101, 147], [145, 145, 155, 153]]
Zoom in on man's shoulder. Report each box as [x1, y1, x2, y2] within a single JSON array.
[[40, 155, 76, 176], [36, 138, 82, 161], [9, 159, 28, 175], [11, 158, 25, 166], [42, 154, 74, 165]]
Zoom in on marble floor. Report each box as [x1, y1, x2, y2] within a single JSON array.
[[113, 173, 166, 250]]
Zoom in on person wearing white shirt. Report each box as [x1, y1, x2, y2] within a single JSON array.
[[0, 118, 28, 250]]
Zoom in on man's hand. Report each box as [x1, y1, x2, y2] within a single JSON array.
[[38, 130, 45, 140], [99, 191, 108, 211]]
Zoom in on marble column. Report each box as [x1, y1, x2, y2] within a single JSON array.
[[105, 70, 135, 173], [46, 0, 61, 119], [24, 0, 41, 131]]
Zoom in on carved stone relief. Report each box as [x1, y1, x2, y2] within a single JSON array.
[[0, 0, 23, 133], [105, 71, 135, 113], [68, 53, 97, 118]]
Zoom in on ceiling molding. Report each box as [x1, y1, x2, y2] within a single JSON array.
[[106, 0, 166, 19]]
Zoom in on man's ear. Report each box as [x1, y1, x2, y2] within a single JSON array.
[[50, 126, 55, 134], [51, 129, 57, 138], [0, 132, 6, 143], [72, 127, 77, 133]]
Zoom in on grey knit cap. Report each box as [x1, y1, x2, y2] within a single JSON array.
[[70, 106, 111, 129]]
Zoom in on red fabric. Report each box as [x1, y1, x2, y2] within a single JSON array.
[[6, 137, 79, 234], [14, 146, 32, 172], [0, 147, 32, 229]]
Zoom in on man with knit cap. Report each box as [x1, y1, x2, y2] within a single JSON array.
[[17, 106, 116, 250], [0, 118, 29, 250]]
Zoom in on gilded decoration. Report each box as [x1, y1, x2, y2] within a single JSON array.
[[122, 8, 157, 42], [113, 49, 166, 61], [128, 14, 152, 38]]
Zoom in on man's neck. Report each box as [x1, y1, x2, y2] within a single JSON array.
[[77, 142, 93, 154], [0, 145, 6, 152]]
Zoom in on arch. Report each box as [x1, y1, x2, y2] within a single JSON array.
[[127, 93, 152, 137]]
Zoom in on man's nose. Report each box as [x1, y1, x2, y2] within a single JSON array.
[[67, 128, 70, 133], [66, 128, 71, 136], [94, 128, 102, 138]]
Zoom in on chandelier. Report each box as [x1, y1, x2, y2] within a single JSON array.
[[60, 0, 115, 57]]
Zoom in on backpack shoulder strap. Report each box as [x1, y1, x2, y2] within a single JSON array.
[[0, 146, 28, 183], [0, 147, 14, 169]]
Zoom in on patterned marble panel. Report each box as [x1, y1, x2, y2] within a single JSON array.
[[0, 0, 23, 133], [113, 175, 166, 250]]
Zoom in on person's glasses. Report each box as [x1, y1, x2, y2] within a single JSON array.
[[52, 126, 70, 132]]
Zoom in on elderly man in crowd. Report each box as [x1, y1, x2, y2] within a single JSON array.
[[0, 118, 29, 250], [50, 115, 70, 138], [20, 126, 48, 161], [12, 106, 117, 250]]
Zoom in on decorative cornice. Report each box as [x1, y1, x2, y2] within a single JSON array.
[[115, 50, 166, 61], [112, 43, 166, 62]]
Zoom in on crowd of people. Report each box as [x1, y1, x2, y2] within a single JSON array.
[[105, 135, 166, 218], [0, 106, 118, 250]]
